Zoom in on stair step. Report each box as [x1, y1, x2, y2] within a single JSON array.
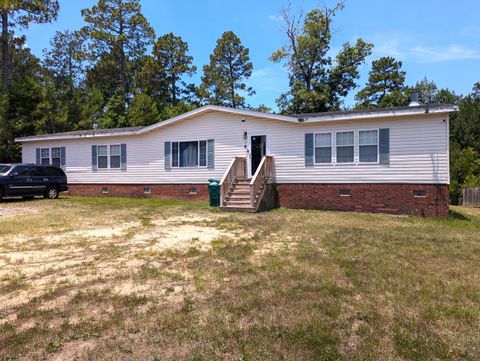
[[228, 191, 250, 196], [220, 206, 256, 213], [231, 186, 250, 191], [227, 194, 251, 200], [225, 200, 252, 206], [231, 187, 250, 192]]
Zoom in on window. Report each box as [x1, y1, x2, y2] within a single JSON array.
[[171, 142, 179, 167], [51, 147, 61, 167], [45, 167, 64, 177], [144, 187, 151, 194], [171, 140, 207, 168], [0, 165, 11, 175], [31, 167, 46, 176], [336, 131, 354, 163], [339, 189, 351, 196], [314, 133, 332, 164], [359, 130, 378, 163], [101, 187, 109, 194], [41, 148, 50, 165], [199, 141, 207, 167], [13, 166, 31, 176], [110, 145, 121, 169], [97, 145, 108, 169]]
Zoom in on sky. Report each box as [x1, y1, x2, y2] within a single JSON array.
[[21, 0, 480, 110]]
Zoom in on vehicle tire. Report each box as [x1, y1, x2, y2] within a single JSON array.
[[44, 186, 59, 199]]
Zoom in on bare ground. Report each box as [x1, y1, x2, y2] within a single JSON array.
[[0, 197, 479, 360]]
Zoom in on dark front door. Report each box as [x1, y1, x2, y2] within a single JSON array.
[[251, 135, 266, 176]]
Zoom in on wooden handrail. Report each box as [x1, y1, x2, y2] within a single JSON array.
[[249, 155, 274, 209], [220, 156, 247, 205]]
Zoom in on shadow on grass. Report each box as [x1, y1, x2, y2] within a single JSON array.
[[448, 210, 470, 221], [0, 197, 37, 204]]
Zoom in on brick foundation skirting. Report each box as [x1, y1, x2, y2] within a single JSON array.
[[276, 183, 449, 217], [67, 184, 209, 201], [66, 183, 449, 217]]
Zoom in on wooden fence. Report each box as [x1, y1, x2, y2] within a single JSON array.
[[463, 188, 480, 207]]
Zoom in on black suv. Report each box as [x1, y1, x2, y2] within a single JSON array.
[[0, 164, 68, 200]]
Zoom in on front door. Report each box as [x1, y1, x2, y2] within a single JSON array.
[[250, 135, 267, 177]]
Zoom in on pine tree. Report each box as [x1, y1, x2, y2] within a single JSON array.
[[43, 30, 85, 88], [199, 31, 254, 108], [355, 57, 406, 108], [270, 2, 372, 114], [0, 0, 59, 90], [81, 0, 155, 99], [127, 92, 159, 126], [137, 33, 196, 107]]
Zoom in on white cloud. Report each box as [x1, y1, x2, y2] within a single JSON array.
[[365, 32, 480, 63], [268, 15, 283, 22], [410, 45, 480, 63], [460, 25, 480, 37], [249, 65, 288, 93]]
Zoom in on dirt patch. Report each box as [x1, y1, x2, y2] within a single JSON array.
[[49, 339, 97, 361], [0, 204, 45, 217], [0, 212, 235, 319]]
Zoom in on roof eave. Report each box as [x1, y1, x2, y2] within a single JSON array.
[[15, 105, 297, 142], [15, 130, 140, 142], [303, 105, 458, 123]]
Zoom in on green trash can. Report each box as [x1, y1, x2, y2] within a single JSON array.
[[208, 178, 221, 207]]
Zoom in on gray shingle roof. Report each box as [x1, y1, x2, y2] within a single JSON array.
[[18, 126, 145, 141], [294, 103, 454, 118]]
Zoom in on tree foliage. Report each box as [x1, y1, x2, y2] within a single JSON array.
[[43, 30, 85, 87], [199, 31, 254, 109], [0, 0, 59, 89], [271, 2, 373, 114], [81, 0, 155, 98], [137, 33, 196, 107], [355, 57, 406, 108]]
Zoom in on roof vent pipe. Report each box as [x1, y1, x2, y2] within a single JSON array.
[[409, 91, 420, 107]]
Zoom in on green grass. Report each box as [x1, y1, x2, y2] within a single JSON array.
[[0, 196, 479, 360]]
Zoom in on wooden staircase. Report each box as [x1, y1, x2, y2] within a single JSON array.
[[222, 178, 256, 212], [219, 156, 275, 212]]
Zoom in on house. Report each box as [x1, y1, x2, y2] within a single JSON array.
[[15, 103, 457, 217]]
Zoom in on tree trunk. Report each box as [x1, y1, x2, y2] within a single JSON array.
[[68, 55, 74, 95], [118, 12, 128, 102], [1, 9, 8, 90]]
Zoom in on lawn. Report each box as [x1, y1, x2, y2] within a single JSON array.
[[0, 197, 479, 360]]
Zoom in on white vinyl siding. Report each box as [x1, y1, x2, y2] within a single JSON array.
[[20, 112, 449, 185]]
